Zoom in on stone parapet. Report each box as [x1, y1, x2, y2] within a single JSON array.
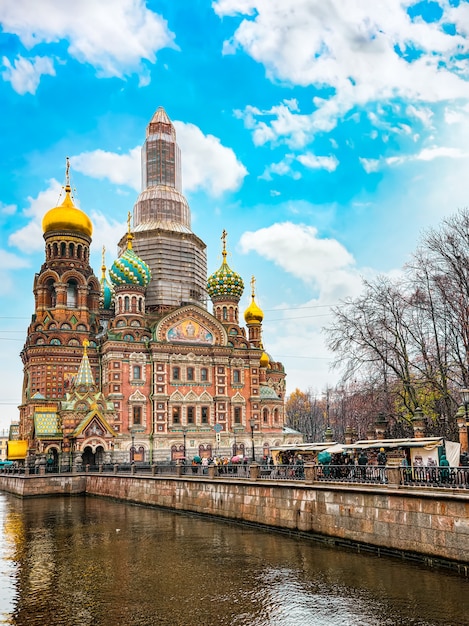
[[1, 474, 468, 566]]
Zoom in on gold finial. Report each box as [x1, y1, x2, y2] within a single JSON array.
[[221, 229, 228, 262], [83, 339, 90, 355], [126, 211, 134, 250], [251, 275, 256, 298], [101, 246, 106, 278]]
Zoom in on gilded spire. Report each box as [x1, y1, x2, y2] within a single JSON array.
[[126, 211, 134, 250], [221, 229, 227, 263], [65, 156, 71, 192], [101, 246, 107, 279]]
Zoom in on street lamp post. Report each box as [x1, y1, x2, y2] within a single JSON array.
[[461, 388, 469, 431], [130, 432, 135, 463], [182, 427, 188, 461], [249, 418, 256, 461], [233, 430, 237, 457]]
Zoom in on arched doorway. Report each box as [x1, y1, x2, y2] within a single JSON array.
[[82, 445, 105, 467]]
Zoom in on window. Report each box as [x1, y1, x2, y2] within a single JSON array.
[[66, 280, 78, 307], [218, 367, 224, 374], [223, 306, 227, 320], [172, 407, 180, 424], [233, 369, 240, 383], [187, 406, 194, 424], [201, 368, 208, 382], [172, 367, 180, 380], [234, 407, 241, 424], [201, 407, 209, 424], [124, 296, 130, 312], [263, 408, 268, 424], [133, 365, 142, 380], [187, 367, 194, 381], [133, 406, 142, 425]]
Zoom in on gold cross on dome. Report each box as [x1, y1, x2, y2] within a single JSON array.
[[251, 275, 256, 297]]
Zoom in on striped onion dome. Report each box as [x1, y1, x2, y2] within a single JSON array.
[[207, 230, 244, 300], [110, 217, 151, 288]]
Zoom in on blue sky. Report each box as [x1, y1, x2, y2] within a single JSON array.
[[1, 0, 469, 430]]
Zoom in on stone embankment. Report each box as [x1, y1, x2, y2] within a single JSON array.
[[0, 470, 468, 572]]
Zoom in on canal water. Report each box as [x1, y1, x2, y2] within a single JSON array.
[[0, 493, 467, 626]]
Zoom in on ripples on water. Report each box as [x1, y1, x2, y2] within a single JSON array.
[[0, 493, 467, 626]]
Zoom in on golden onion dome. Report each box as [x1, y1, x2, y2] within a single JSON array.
[[42, 184, 93, 238], [260, 350, 270, 368], [244, 297, 264, 324]]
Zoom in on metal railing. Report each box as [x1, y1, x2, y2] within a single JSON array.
[[1, 462, 468, 489]]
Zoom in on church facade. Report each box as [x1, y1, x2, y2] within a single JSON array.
[[14, 108, 299, 468]]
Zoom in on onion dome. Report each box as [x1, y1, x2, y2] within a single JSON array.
[[260, 350, 270, 368], [42, 158, 93, 237], [110, 213, 151, 287], [244, 276, 264, 324], [100, 246, 113, 309], [207, 230, 244, 300]]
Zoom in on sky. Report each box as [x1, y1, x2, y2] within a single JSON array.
[[0, 0, 469, 431]]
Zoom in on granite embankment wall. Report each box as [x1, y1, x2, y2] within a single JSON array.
[[1, 474, 468, 567]]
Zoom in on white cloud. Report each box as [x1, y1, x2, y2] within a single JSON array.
[[0, 248, 30, 295], [297, 153, 338, 172], [8, 180, 63, 252], [359, 157, 380, 173], [1, 201, 17, 215], [216, 0, 469, 144], [174, 121, 248, 196], [0, 0, 176, 83], [239, 222, 360, 300], [2, 55, 55, 94], [71, 149, 141, 192]]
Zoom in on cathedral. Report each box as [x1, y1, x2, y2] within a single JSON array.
[[13, 107, 296, 468]]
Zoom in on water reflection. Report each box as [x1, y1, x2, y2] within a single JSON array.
[[0, 494, 467, 626]]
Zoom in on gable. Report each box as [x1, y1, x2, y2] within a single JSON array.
[[72, 409, 116, 438], [154, 305, 227, 346]]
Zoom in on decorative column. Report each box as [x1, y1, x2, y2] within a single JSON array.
[[412, 407, 426, 439], [456, 406, 469, 453], [374, 413, 388, 440], [324, 426, 334, 442]]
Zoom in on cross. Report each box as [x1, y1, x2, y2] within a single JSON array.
[[251, 275, 256, 297]]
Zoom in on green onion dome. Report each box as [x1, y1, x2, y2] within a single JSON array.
[[110, 229, 151, 288], [207, 231, 244, 300]]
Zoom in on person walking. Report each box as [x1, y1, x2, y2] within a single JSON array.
[[377, 447, 387, 483]]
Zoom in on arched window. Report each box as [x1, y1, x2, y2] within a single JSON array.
[[200, 368, 208, 382], [234, 407, 241, 424], [66, 280, 78, 307], [233, 369, 240, 383], [124, 296, 130, 312], [45, 278, 56, 308], [223, 306, 228, 320], [187, 367, 194, 381], [139, 298, 143, 312], [133, 406, 142, 425], [187, 406, 194, 424], [69, 243, 75, 258], [60, 242, 66, 256], [263, 408, 269, 424], [133, 365, 142, 380]]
